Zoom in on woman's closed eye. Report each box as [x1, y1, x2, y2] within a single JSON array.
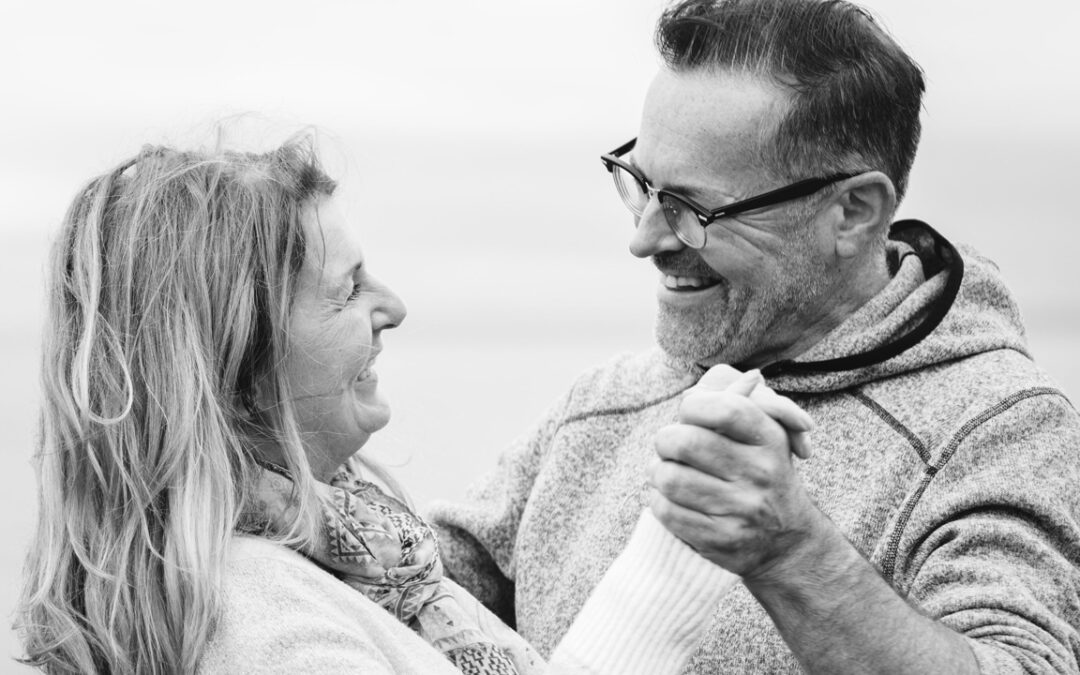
[[347, 281, 363, 302]]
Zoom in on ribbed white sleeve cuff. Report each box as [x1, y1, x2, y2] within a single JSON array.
[[548, 510, 739, 675]]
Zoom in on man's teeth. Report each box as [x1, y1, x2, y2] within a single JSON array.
[[663, 274, 712, 290]]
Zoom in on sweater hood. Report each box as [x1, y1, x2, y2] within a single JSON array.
[[683, 220, 1030, 394]]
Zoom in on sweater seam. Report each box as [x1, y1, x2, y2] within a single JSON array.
[[561, 387, 691, 426], [931, 387, 1066, 471], [880, 386, 1067, 582], [848, 389, 931, 465]]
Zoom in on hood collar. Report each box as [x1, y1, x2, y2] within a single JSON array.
[[665, 219, 1029, 394], [761, 219, 964, 379]]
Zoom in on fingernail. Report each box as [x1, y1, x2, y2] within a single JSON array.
[[791, 431, 814, 460]]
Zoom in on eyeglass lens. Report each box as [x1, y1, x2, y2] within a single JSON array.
[[612, 164, 648, 215], [660, 196, 706, 248], [611, 165, 707, 248]]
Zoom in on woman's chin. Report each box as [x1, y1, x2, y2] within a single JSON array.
[[354, 396, 392, 435]]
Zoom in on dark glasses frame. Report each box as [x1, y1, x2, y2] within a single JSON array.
[[600, 137, 858, 248]]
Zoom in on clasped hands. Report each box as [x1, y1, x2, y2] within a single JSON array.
[[648, 365, 827, 584]]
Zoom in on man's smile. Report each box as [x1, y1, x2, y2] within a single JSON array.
[[656, 273, 728, 309], [661, 274, 723, 291]]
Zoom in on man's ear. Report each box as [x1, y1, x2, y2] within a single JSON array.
[[831, 171, 896, 259]]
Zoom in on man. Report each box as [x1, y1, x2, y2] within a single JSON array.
[[430, 0, 1080, 672]]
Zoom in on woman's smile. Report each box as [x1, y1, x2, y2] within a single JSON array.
[[282, 197, 406, 479]]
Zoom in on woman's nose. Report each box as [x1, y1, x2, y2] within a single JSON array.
[[372, 282, 407, 331], [628, 198, 685, 258]]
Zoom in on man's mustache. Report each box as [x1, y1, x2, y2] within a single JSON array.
[[652, 250, 721, 279]]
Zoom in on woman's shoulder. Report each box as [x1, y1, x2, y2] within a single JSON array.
[[198, 535, 458, 674], [217, 535, 352, 606], [223, 533, 324, 577]]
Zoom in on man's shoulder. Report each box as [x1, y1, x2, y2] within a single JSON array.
[[561, 348, 695, 421], [861, 346, 1077, 464], [869, 345, 1067, 415], [937, 349, 1078, 443]]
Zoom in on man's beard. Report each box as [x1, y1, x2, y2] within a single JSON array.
[[653, 242, 827, 368]]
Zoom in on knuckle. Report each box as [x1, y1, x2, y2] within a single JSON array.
[[715, 392, 755, 423], [658, 425, 707, 462], [649, 493, 674, 522], [651, 461, 684, 494], [740, 458, 773, 487], [682, 390, 730, 419], [724, 391, 757, 416], [676, 393, 702, 419], [654, 424, 687, 454]]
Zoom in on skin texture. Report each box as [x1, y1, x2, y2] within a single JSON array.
[[277, 197, 407, 481], [630, 69, 894, 369], [640, 68, 981, 674]]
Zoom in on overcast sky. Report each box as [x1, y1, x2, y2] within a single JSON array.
[[4, 0, 1078, 164]]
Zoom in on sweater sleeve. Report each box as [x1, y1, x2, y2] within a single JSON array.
[[895, 391, 1080, 675], [427, 389, 575, 626], [548, 510, 739, 674]]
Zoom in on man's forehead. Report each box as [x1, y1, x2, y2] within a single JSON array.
[[636, 68, 785, 183]]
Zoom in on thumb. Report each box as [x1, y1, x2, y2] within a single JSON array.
[[686, 365, 816, 460], [691, 364, 746, 392]]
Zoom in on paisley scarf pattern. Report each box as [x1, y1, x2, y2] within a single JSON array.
[[253, 463, 542, 675]]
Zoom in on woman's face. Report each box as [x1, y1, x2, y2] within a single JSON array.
[[281, 196, 406, 480]]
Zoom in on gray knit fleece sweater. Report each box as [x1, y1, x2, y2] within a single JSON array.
[[429, 221, 1080, 674]]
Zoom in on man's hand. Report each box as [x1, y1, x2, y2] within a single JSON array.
[[647, 365, 826, 581], [649, 365, 981, 674]]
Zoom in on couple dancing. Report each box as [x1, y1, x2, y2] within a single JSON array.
[[18, 1, 1080, 673]]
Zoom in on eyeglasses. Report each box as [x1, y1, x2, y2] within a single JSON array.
[[600, 138, 857, 249]]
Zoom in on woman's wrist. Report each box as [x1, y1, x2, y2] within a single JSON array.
[[550, 510, 739, 675]]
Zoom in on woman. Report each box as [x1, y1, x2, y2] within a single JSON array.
[[17, 135, 737, 674]]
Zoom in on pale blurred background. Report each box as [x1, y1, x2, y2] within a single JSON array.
[[2, 0, 1078, 669]]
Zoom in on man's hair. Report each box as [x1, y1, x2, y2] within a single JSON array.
[[656, 0, 925, 201]]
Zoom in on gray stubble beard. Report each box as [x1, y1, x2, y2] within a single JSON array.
[[654, 263, 828, 369], [655, 281, 765, 368]]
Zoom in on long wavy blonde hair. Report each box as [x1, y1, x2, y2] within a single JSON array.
[[18, 135, 339, 674]]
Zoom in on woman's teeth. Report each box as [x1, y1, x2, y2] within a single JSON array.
[[356, 351, 381, 382]]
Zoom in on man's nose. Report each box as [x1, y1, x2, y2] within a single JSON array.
[[628, 197, 684, 258]]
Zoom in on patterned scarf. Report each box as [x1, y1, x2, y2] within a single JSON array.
[[252, 463, 543, 675]]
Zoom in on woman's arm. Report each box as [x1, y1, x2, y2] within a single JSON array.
[[548, 510, 739, 675]]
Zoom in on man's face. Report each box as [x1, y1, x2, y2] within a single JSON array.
[[630, 68, 837, 368]]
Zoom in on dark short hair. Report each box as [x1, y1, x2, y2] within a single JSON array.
[[656, 0, 925, 201]]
